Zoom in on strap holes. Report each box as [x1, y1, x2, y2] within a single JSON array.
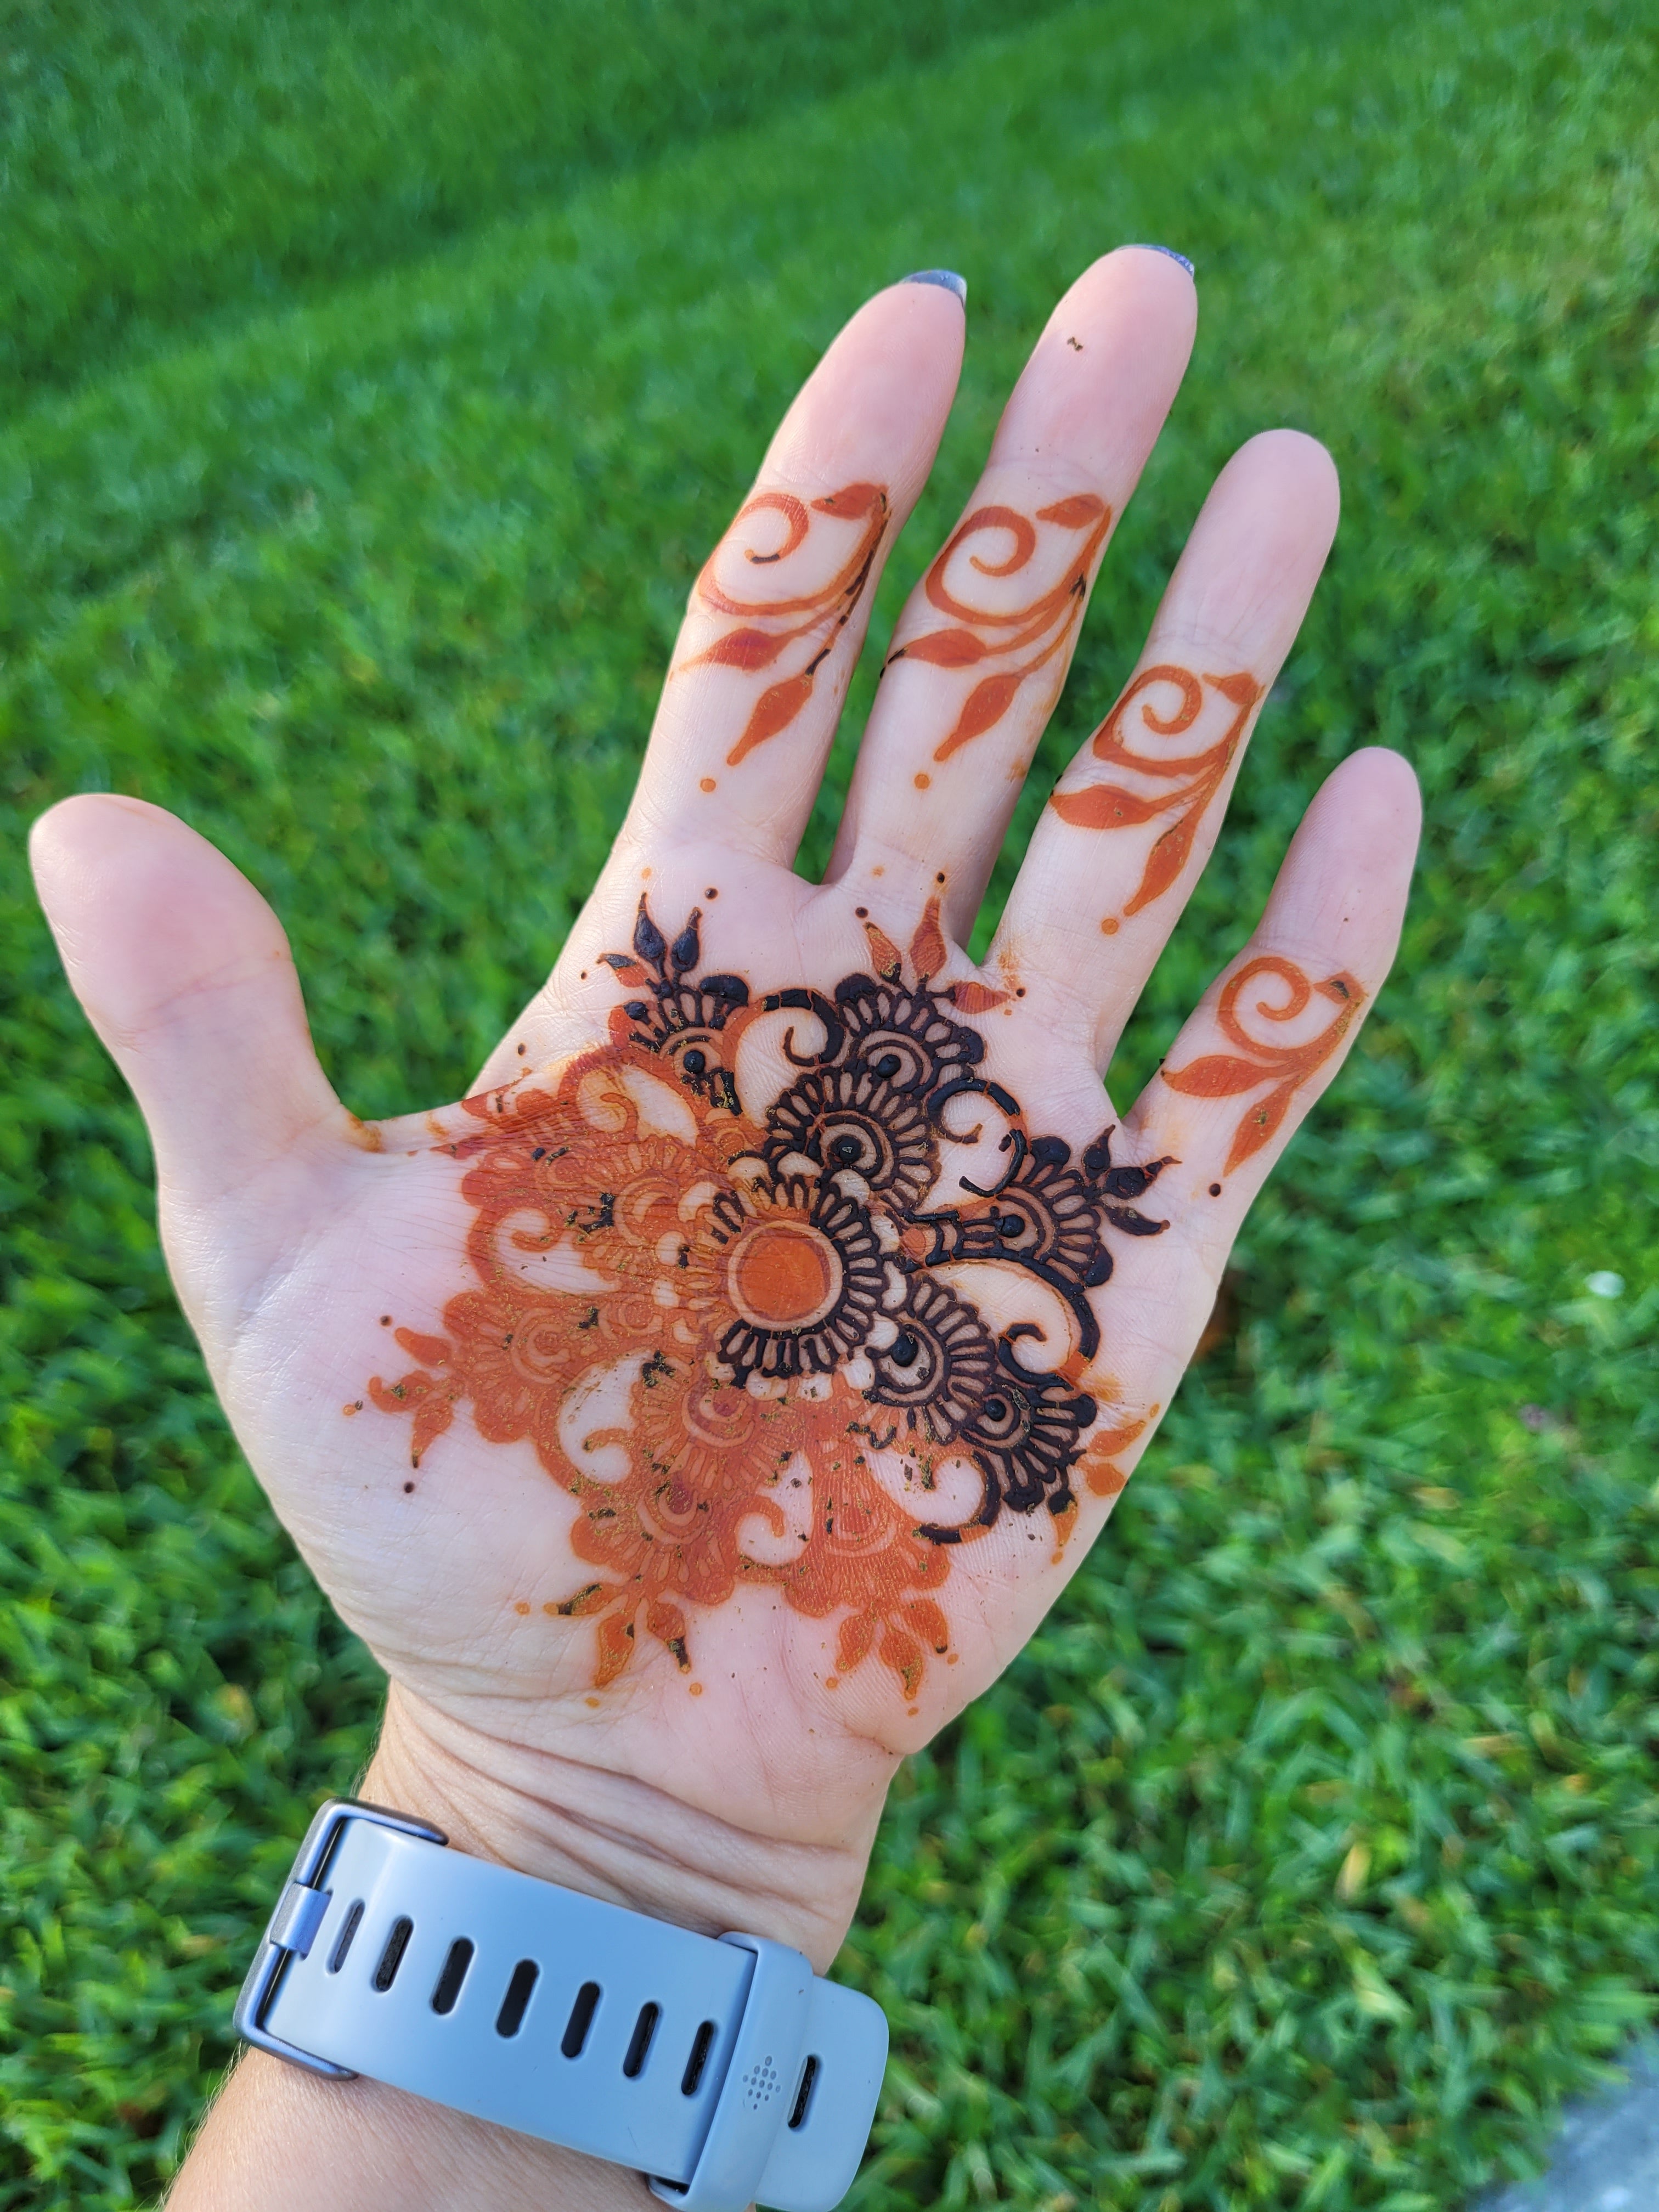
[[788, 2055, 821, 2130], [622, 2000, 661, 2078], [327, 1899, 364, 1975], [371, 1916, 413, 1993], [495, 1959, 540, 2037], [431, 1937, 475, 2016], [561, 1980, 601, 2058], [681, 2019, 717, 2096]]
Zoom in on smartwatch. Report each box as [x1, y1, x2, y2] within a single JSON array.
[[234, 1799, 887, 2212]]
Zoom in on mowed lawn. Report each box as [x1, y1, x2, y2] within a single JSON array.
[[2, 0, 1656, 2205]]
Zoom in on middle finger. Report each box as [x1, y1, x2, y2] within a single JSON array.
[[826, 246, 1198, 939]]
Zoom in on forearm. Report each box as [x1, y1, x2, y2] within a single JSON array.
[[168, 1693, 881, 2211], [171, 2048, 645, 2212]]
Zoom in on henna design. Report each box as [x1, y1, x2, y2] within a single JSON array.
[[682, 482, 889, 766], [369, 901, 1172, 1700], [1162, 955, 1365, 1176], [1048, 665, 1263, 914], [887, 494, 1113, 761]]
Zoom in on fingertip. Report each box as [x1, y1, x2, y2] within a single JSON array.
[[1316, 745, 1424, 857]]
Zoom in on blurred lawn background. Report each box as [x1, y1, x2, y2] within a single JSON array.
[[2, 0, 1656, 2204]]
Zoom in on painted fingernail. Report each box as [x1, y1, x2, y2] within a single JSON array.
[[1131, 245, 1195, 275], [903, 269, 967, 303]]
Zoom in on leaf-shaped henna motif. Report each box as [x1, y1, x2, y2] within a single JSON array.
[[369, 900, 1173, 1702], [682, 482, 889, 766], [1049, 665, 1263, 915], [889, 495, 1114, 761], [1162, 955, 1366, 1176]]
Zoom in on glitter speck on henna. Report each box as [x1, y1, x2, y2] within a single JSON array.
[[368, 900, 1172, 1697]]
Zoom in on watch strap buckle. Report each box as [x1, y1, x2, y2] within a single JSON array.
[[232, 1797, 447, 2079]]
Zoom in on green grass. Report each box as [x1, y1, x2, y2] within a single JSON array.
[[2, 0, 1657, 2204]]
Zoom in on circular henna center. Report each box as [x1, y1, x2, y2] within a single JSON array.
[[727, 1222, 843, 1330]]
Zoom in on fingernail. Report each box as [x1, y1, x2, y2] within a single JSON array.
[[902, 269, 967, 304], [1130, 245, 1195, 276]]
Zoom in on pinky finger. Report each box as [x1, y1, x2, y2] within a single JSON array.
[[1119, 747, 1420, 1284]]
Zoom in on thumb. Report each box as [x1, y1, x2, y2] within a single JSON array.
[[29, 795, 348, 1209]]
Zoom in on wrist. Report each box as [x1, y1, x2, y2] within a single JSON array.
[[364, 1685, 877, 1973]]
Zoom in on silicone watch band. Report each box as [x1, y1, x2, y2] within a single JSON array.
[[234, 1799, 887, 2212]]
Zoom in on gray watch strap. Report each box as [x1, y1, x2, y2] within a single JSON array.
[[234, 1799, 886, 2212]]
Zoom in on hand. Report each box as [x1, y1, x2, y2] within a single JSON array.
[[32, 249, 1418, 2198]]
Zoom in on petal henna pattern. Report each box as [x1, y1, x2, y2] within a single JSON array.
[[681, 482, 889, 766], [368, 902, 1174, 1699], [1161, 955, 1366, 1176], [888, 495, 1114, 762], [1048, 664, 1263, 915]]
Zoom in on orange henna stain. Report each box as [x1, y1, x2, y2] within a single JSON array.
[[1099, 917, 1119, 936], [1049, 666, 1263, 912], [699, 776, 717, 793], [913, 771, 931, 789], [514, 1600, 531, 1616], [889, 494, 1113, 761], [1163, 957, 1366, 1175], [368, 900, 1172, 1701], [689, 1681, 703, 1696], [682, 483, 889, 766]]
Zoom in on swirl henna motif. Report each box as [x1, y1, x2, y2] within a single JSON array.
[[681, 482, 889, 768], [1163, 954, 1366, 1176], [1048, 664, 1263, 916], [367, 902, 1173, 1701], [887, 494, 1114, 764]]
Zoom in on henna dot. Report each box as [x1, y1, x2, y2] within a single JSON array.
[[402, 1481, 415, 1494], [514, 1600, 531, 1616], [705, 887, 718, 899], [1015, 987, 1026, 998], [825, 1675, 840, 1691], [641, 866, 651, 878], [948, 1652, 960, 1665], [341, 1402, 358, 1417], [380, 1315, 391, 1325], [517, 1041, 526, 1055], [585, 1696, 601, 1709], [1209, 1182, 1222, 1197], [1100, 917, 1120, 935], [907, 1706, 919, 1717], [699, 776, 716, 793], [935, 872, 946, 884], [689, 1681, 703, 1697], [913, 771, 931, 789], [855, 906, 868, 919]]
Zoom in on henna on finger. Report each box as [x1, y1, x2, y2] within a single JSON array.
[[366, 900, 1172, 1708], [886, 494, 1113, 772], [1163, 954, 1365, 1178], [1048, 662, 1262, 921], [679, 482, 889, 770]]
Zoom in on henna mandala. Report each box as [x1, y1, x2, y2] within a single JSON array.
[[681, 482, 888, 767], [1048, 664, 1263, 915], [369, 902, 1173, 1700], [887, 494, 1113, 762], [1163, 954, 1365, 1176]]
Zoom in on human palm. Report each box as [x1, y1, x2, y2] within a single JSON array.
[[32, 251, 1418, 1956]]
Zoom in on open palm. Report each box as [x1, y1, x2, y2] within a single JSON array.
[[32, 251, 1418, 1963]]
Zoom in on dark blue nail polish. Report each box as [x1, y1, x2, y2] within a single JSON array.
[[1130, 245, 1195, 276], [902, 269, 967, 304]]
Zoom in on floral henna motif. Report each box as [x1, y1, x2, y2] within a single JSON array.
[[681, 482, 889, 767], [369, 903, 1173, 1700], [1163, 955, 1365, 1176], [887, 494, 1113, 762], [1048, 664, 1263, 915]]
